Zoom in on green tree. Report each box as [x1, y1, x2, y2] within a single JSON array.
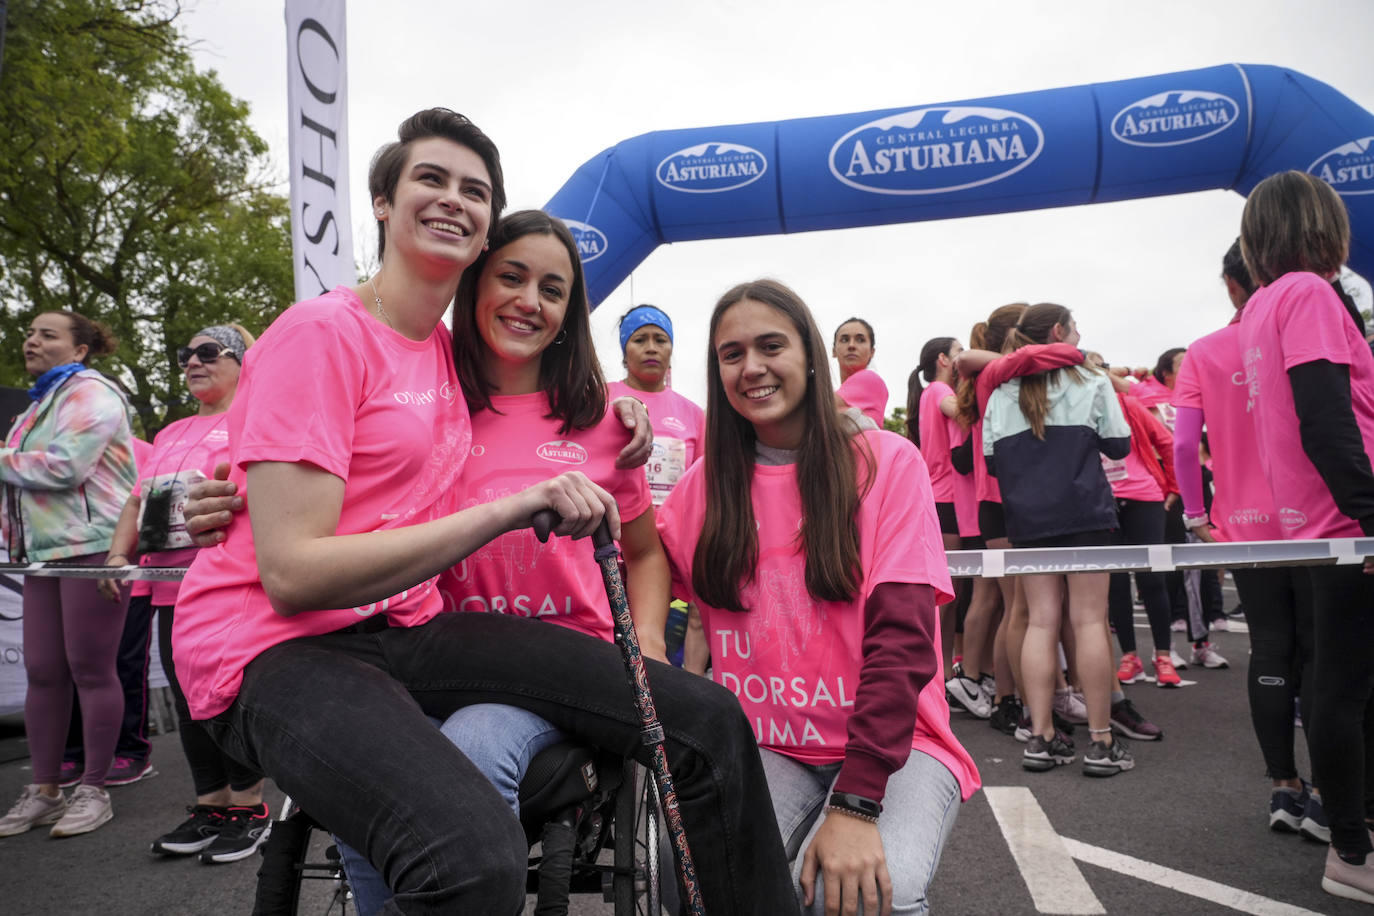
[[0, 0, 293, 434], [883, 404, 907, 435]]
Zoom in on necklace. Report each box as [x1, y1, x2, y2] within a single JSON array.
[[368, 276, 394, 329]]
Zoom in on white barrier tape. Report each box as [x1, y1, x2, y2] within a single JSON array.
[[4, 536, 1373, 581]]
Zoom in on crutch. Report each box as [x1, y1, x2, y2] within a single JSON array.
[[533, 511, 706, 915]]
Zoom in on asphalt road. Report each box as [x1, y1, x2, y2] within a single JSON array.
[[0, 603, 1365, 915]]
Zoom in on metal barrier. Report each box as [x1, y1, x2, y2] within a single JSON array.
[[5, 537, 1372, 581]]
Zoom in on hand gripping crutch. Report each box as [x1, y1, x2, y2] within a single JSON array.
[[532, 511, 706, 915]]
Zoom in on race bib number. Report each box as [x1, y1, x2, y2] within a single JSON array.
[[646, 437, 689, 506], [1100, 454, 1129, 483], [136, 468, 206, 551]]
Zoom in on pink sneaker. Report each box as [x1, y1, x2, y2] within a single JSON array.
[[1323, 846, 1374, 904], [1153, 654, 1182, 688], [1116, 653, 1145, 684], [105, 757, 156, 787]]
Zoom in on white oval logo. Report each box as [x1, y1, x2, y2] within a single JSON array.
[[536, 440, 589, 465], [1279, 507, 1308, 531], [656, 142, 768, 193], [1110, 90, 1240, 148], [1308, 137, 1374, 196], [560, 219, 608, 263], [828, 106, 1044, 196]]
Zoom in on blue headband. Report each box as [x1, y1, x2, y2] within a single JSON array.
[[619, 306, 673, 353]]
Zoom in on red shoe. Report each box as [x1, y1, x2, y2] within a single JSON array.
[[1153, 654, 1182, 688], [1116, 653, 1145, 684]]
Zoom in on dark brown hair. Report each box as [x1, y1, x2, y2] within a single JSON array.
[[696, 279, 872, 612], [452, 210, 604, 433], [906, 336, 957, 448], [954, 303, 1026, 428], [1240, 170, 1350, 287], [1002, 303, 1088, 440], [41, 311, 118, 364], [368, 108, 507, 262], [833, 316, 876, 348]]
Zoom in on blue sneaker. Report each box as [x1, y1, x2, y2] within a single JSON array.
[[1301, 789, 1331, 844], [1269, 785, 1306, 833]]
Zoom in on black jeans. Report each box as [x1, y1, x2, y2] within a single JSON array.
[[204, 612, 796, 916], [1232, 567, 1313, 781], [1305, 564, 1374, 856]]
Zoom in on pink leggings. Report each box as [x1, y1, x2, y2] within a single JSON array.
[[23, 553, 128, 787]]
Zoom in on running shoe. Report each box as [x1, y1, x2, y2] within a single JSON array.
[[1014, 709, 1033, 743], [200, 803, 271, 864], [1210, 618, 1229, 632], [989, 696, 1023, 736], [1152, 654, 1183, 688], [1170, 618, 1187, 632], [1323, 846, 1374, 905], [1191, 642, 1229, 669], [58, 760, 81, 789], [1270, 785, 1306, 833], [946, 675, 992, 718], [1169, 648, 1190, 670], [978, 673, 997, 702], [105, 756, 156, 787], [1053, 689, 1089, 725], [152, 805, 227, 856], [1083, 737, 1134, 777], [1116, 653, 1146, 685], [1023, 732, 1076, 771], [0, 785, 67, 837], [1110, 697, 1163, 741], [1301, 790, 1331, 844], [50, 785, 112, 837]]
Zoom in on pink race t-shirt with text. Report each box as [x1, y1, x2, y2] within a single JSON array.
[[606, 381, 704, 507], [918, 381, 956, 503], [1239, 271, 1374, 539], [135, 413, 233, 604], [1171, 321, 1281, 541], [172, 288, 470, 720], [435, 392, 651, 643], [656, 430, 978, 801]]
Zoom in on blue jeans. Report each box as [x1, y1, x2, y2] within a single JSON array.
[[762, 747, 961, 915], [202, 612, 795, 915], [340, 705, 566, 916]]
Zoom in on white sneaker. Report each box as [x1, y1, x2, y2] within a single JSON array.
[[946, 675, 992, 718], [1190, 642, 1229, 669], [0, 785, 67, 837], [50, 785, 112, 837], [1052, 688, 1089, 724], [1169, 648, 1190, 670]]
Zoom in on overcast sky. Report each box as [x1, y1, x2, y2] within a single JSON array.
[[180, 0, 1374, 415]]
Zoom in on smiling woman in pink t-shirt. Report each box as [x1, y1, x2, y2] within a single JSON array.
[[1237, 170, 1374, 905], [658, 279, 978, 916]]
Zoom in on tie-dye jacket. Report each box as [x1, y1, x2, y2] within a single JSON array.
[[2, 369, 137, 561]]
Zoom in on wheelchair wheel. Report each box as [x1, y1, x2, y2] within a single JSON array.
[[253, 797, 352, 916], [612, 761, 663, 916]]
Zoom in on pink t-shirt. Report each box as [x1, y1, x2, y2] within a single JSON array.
[[1171, 321, 1281, 541], [435, 392, 652, 643], [918, 381, 956, 502], [129, 438, 155, 598], [135, 414, 233, 604], [837, 369, 889, 427], [172, 288, 470, 720], [971, 420, 1001, 504], [1132, 376, 1177, 431], [656, 430, 978, 801], [1103, 406, 1165, 503], [606, 381, 705, 507], [950, 424, 979, 537], [1239, 271, 1374, 539]]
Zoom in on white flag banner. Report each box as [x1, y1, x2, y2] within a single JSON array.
[[285, 0, 355, 302]]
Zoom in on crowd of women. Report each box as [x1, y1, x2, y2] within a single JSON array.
[[0, 103, 1370, 913]]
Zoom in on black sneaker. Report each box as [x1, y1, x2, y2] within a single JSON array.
[[1110, 698, 1163, 741], [1023, 732, 1076, 771], [1270, 785, 1306, 833], [1083, 737, 1134, 777], [199, 803, 271, 864], [989, 696, 1023, 736], [151, 805, 227, 855]]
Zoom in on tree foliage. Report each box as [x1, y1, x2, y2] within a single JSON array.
[[0, 0, 293, 434], [883, 404, 907, 435]]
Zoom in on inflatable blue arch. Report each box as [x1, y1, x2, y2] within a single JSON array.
[[545, 64, 1374, 306]]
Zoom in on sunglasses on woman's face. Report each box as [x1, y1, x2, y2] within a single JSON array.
[[177, 343, 238, 368]]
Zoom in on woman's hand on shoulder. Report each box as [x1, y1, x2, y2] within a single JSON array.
[[801, 811, 892, 916], [610, 397, 653, 469], [183, 462, 243, 547]]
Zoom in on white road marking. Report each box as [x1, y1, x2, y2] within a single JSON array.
[[984, 786, 1105, 914], [1061, 837, 1324, 916]]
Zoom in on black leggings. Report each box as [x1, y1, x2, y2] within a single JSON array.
[[157, 603, 261, 796], [1305, 564, 1374, 856], [1232, 567, 1313, 781], [1106, 499, 1173, 654]]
